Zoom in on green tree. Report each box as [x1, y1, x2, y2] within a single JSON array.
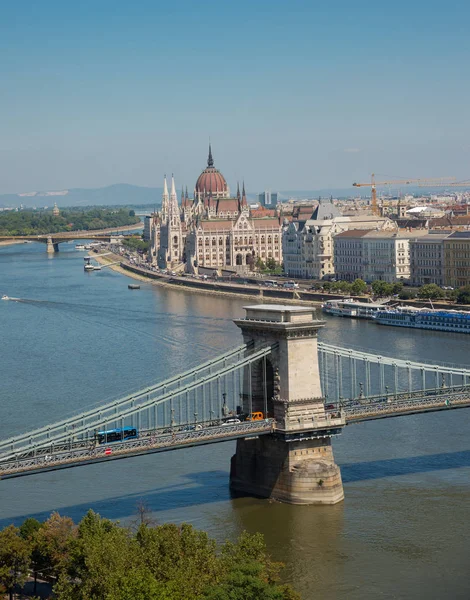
[[35, 512, 77, 578], [418, 283, 443, 300], [0, 525, 31, 600], [350, 279, 368, 296], [122, 236, 149, 253], [371, 280, 394, 297], [207, 532, 301, 600], [456, 285, 470, 304], [129, 209, 136, 217], [19, 518, 45, 596], [398, 289, 416, 300]]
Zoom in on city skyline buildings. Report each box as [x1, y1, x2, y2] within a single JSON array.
[[1, 1, 470, 195]]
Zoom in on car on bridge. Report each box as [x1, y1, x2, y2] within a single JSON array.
[[222, 418, 241, 425]]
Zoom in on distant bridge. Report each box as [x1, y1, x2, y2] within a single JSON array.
[[0, 223, 143, 252], [1, 305, 468, 506]]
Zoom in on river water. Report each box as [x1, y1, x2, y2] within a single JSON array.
[[1, 243, 470, 599]]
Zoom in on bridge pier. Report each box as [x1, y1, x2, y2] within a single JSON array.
[[46, 236, 59, 253], [230, 305, 345, 505]]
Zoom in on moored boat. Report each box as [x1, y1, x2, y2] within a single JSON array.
[[322, 299, 384, 319], [373, 306, 470, 334], [128, 284, 140, 290]]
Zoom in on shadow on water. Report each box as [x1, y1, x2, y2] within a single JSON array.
[[341, 449, 470, 483], [2, 450, 470, 528], [0, 469, 231, 528]]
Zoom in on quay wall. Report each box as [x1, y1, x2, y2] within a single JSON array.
[[93, 256, 470, 312], [119, 262, 337, 304]]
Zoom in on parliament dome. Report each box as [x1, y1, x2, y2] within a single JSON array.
[[195, 145, 229, 197]]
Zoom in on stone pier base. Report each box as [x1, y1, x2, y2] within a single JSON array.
[[230, 435, 344, 505], [46, 237, 59, 253]]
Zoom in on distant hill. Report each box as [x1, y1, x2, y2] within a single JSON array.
[[1, 182, 451, 210], [0, 184, 163, 209]]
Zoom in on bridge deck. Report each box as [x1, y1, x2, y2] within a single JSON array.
[[0, 421, 275, 479]]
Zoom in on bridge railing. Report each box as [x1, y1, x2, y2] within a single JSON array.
[[318, 343, 470, 403], [0, 420, 276, 477], [0, 343, 276, 460], [344, 388, 470, 422]]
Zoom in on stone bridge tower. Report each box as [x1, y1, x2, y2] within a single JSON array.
[[230, 304, 345, 505]]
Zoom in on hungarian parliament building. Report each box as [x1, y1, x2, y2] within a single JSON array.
[[148, 146, 283, 273]]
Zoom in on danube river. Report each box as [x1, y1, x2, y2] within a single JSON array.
[[1, 243, 470, 599]]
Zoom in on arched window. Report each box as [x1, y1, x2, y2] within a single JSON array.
[[212, 239, 216, 246], [173, 236, 178, 245], [236, 254, 243, 265]]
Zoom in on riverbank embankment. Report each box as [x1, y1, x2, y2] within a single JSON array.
[[91, 251, 470, 311], [0, 240, 25, 247], [91, 252, 329, 305]]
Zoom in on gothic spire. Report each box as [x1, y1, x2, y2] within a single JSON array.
[[163, 175, 169, 198], [207, 143, 214, 168], [236, 181, 240, 200], [241, 180, 248, 208]]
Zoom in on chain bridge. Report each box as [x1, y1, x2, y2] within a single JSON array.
[[1, 304, 469, 505]]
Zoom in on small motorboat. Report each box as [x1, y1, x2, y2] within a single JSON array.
[[84, 264, 95, 271], [128, 284, 140, 290], [2, 295, 9, 300]]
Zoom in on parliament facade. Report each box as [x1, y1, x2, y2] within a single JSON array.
[[148, 146, 282, 273]]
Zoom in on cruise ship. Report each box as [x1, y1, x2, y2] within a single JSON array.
[[322, 299, 385, 319], [374, 307, 470, 334]]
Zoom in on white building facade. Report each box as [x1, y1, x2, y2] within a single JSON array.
[[282, 201, 395, 279], [334, 230, 420, 283]]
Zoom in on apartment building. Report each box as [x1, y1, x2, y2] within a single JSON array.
[[443, 231, 470, 288], [334, 230, 419, 283]]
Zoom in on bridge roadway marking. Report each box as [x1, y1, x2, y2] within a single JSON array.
[[0, 421, 275, 479]]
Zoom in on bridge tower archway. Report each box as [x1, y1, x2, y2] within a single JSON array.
[[230, 304, 344, 505]]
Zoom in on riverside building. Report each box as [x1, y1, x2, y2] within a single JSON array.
[[282, 199, 394, 279], [409, 233, 448, 287], [333, 230, 428, 283], [443, 231, 470, 288]]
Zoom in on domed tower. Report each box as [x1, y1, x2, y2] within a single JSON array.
[[195, 144, 230, 202]]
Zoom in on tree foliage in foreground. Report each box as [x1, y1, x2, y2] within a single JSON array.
[[0, 510, 300, 600]]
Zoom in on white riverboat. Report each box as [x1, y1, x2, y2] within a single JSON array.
[[75, 244, 86, 250], [322, 299, 384, 319], [373, 306, 470, 334]]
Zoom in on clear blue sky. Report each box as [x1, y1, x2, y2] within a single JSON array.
[[1, 0, 469, 194]]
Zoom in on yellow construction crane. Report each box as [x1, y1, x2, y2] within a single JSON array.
[[417, 180, 470, 188], [353, 174, 454, 215]]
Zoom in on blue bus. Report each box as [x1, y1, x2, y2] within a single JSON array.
[[97, 427, 138, 444]]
